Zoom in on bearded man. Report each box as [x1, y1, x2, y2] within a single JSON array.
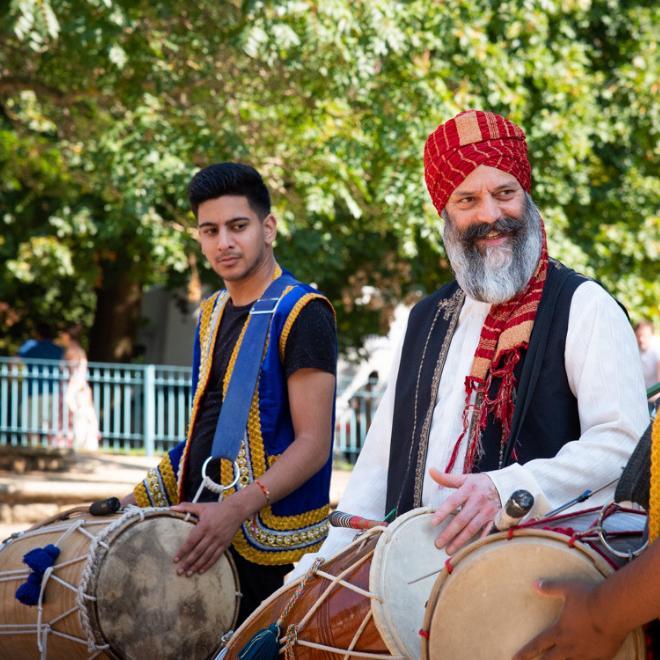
[[293, 109, 648, 574]]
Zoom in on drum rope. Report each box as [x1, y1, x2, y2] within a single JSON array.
[[313, 570, 381, 601], [344, 608, 375, 658], [0, 568, 30, 581], [2, 519, 109, 545], [292, 639, 404, 658], [287, 548, 375, 634], [280, 543, 379, 652], [30, 520, 91, 657]]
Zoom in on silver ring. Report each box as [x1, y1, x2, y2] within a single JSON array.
[[200, 456, 240, 494], [596, 505, 648, 559]]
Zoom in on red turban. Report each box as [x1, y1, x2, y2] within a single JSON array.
[[424, 110, 531, 214]]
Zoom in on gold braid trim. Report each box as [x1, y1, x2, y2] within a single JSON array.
[[649, 416, 660, 542], [247, 357, 268, 477], [144, 468, 170, 507], [231, 527, 326, 565], [160, 455, 179, 505], [259, 503, 330, 531], [278, 292, 335, 363], [134, 482, 150, 508], [177, 291, 227, 496]]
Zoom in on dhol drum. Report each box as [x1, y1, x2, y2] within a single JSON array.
[[0, 507, 240, 660], [421, 504, 648, 660], [225, 507, 450, 659]]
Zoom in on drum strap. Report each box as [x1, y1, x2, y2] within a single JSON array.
[[210, 271, 297, 462]]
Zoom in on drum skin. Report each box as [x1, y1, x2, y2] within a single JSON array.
[[225, 530, 391, 659], [422, 529, 646, 660], [370, 508, 451, 658], [0, 509, 239, 660]]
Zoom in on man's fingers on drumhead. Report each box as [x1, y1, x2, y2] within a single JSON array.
[[533, 578, 571, 598], [432, 490, 468, 525], [200, 546, 226, 574], [181, 537, 213, 576], [445, 515, 487, 554], [434, 503, 478, 548], [512, 634, 554, 660], [174, 527, 205, 566], [189, 541, 219, 575]]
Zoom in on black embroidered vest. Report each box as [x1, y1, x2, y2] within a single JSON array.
[[385, 260, 597, 517]]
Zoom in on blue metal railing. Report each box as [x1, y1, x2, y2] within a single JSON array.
[[0, 357, 383, 459], [334, 380, 385, 462], [0, 357, 192, 455]]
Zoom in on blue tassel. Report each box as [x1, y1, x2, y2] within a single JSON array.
[[16, 572, 43, 606], [15, 544, 61, 607], [238, 623, 280, 659], [23, 544, 60, 572]]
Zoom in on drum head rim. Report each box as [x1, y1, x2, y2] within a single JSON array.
[[85, 509, 240, 658], [370, 507, 437, 656], [421, 528, 621, 659]]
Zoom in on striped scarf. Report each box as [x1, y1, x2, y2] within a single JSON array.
[[446, 229, 549, 472]]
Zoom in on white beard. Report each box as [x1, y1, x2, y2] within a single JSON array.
[[442, 194, 543, 304]]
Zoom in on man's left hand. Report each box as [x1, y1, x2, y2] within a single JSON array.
[[430, 467, 501, 554], [171, 500, 244, 576], [512, 579, 627, 660]]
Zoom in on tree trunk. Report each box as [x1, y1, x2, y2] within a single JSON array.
[[88, 263, 143, 362]]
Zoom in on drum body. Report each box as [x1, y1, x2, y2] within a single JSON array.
[[226, 507, 450, 659], [0, 508, 240, 660], [422, 506, 647, 660]]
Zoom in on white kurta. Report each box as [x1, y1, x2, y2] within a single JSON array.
[[292, 281, 649, 578]]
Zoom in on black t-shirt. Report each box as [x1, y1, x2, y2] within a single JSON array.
[[183, 297, 337, 502]]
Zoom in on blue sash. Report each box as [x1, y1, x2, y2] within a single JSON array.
[[210, 272, 297, 461]]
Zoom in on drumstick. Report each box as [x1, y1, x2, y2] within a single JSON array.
[[329, 510, 388, 530], [491, 489, 535, 531], [543, 475, 620, 518]]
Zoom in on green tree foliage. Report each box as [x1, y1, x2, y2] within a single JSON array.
[[1, 0, 657, 359]]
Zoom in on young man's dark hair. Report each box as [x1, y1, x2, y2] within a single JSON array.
[[187, 162, 271, 219]]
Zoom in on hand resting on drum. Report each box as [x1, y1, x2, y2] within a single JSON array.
[[511, 579, 628, 660], [171, 498, 248, 576], [513, 538, 660, 660], [429, 467, 501, 554]]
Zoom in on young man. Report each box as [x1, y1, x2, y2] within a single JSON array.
[[124, 163, 337, 623], [293, 109, 648, 576]]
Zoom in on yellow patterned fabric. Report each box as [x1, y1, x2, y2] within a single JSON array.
[[177, 291, 227, 498], [278, 292, 335, 362], [649, 415, 660, 542], [134, 461, 178, 508]]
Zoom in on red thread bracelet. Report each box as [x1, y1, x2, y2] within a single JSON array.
[[254, 478, 271, 505]]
